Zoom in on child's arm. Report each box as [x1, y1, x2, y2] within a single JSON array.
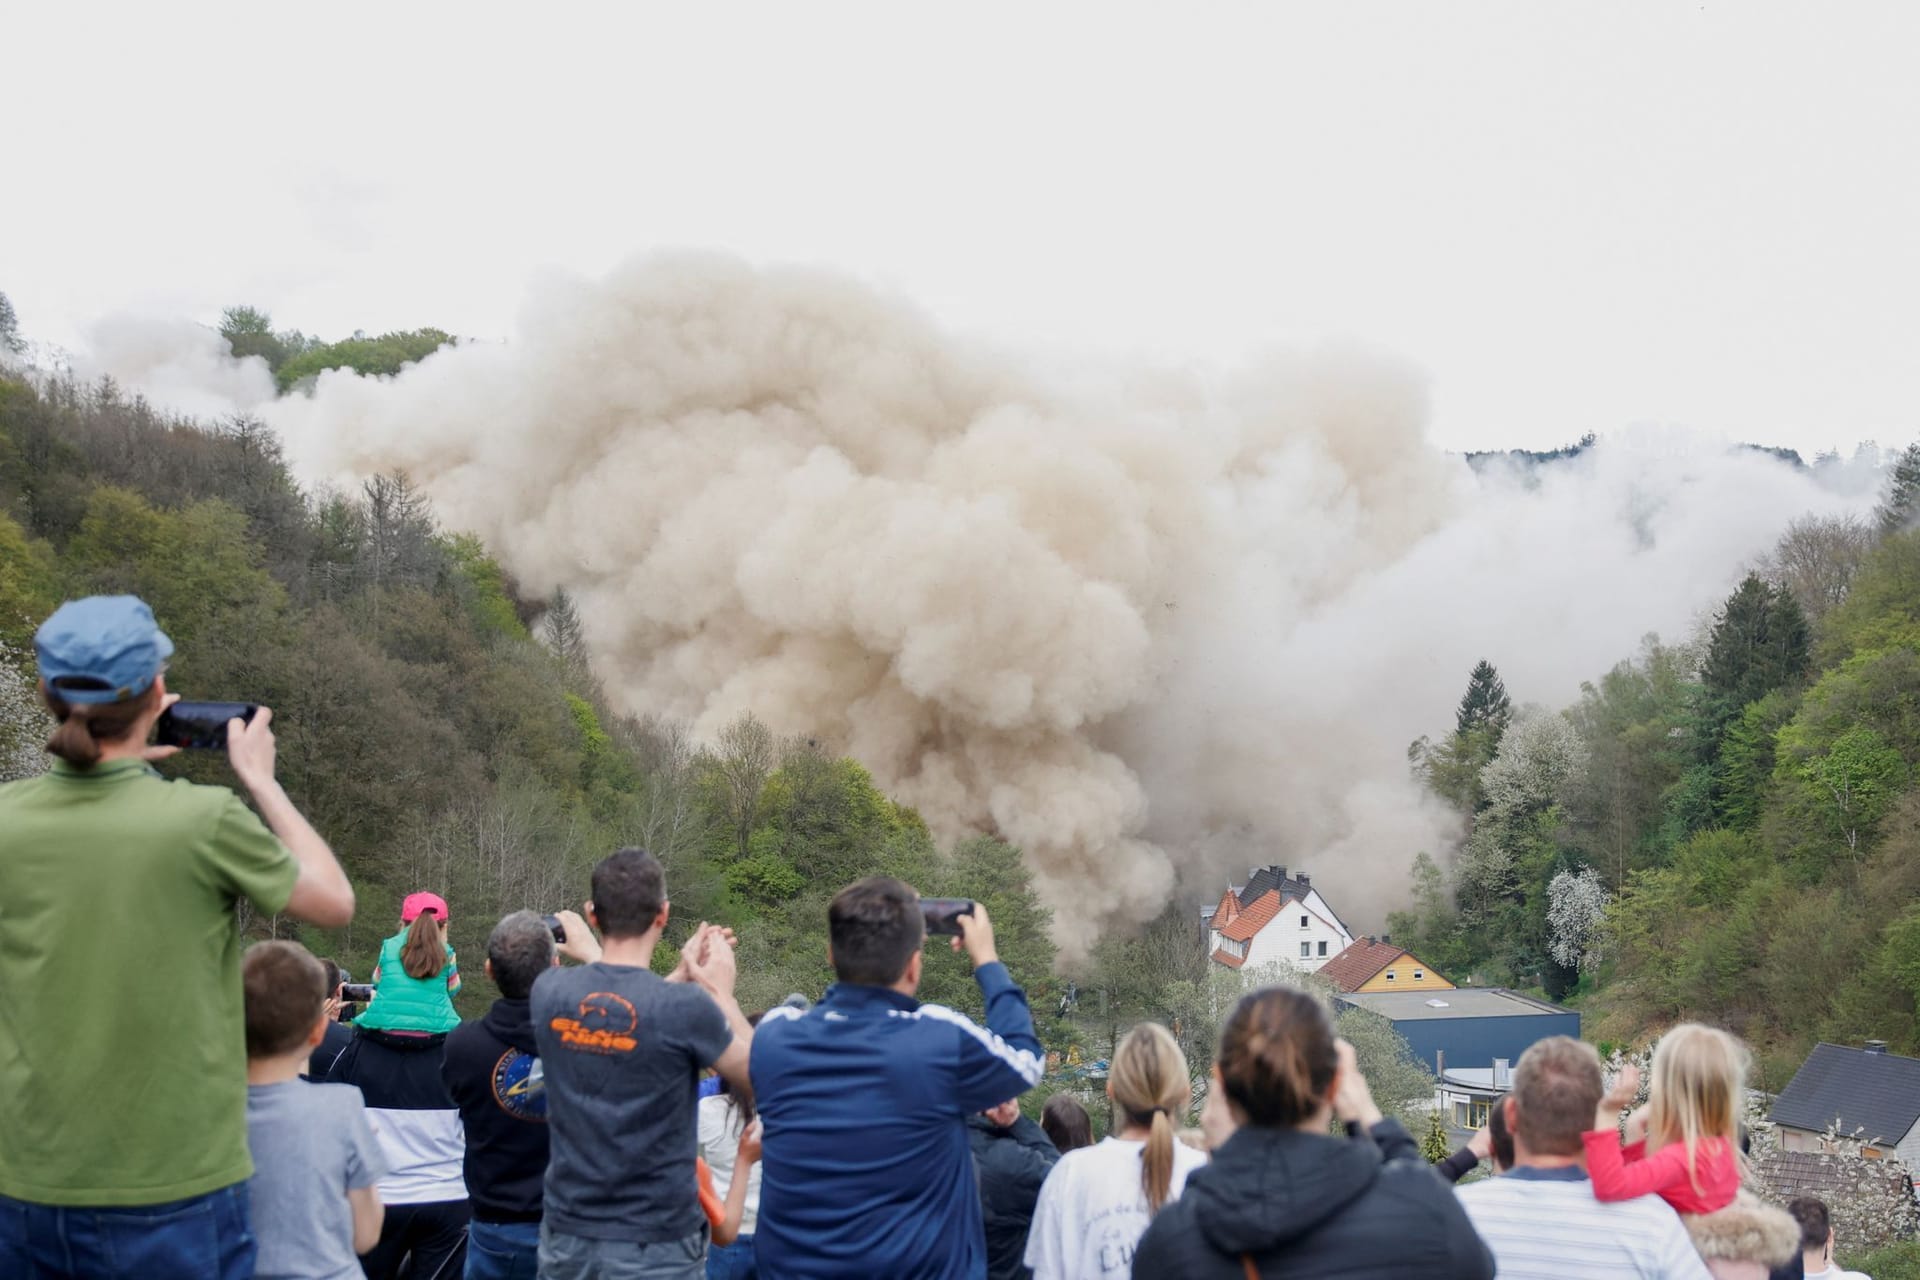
[[714, 1119, 762, 1246], [1582, 1129, 1693, 1201], [445, 947, 461, 996], [348, 1186, 384, 1255]]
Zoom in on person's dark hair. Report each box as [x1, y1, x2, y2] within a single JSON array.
[[319, 958, 343, 997], [41, 684, 160, 769], [1486, 1090, 1515, 1170], [1042, 1093, 1094, 1153], [720, 1011, 765, 1125], [244, 940, 328, 1058], [1215, 987, 1339, 1128], [487, 911, 558, 1000], [828, 876, 924, 986], [1786, 1197, 1831, 1251], [400, 908, 449, 979], [590, 848, 668, 938], [1508, 1036, 1602, 1156]]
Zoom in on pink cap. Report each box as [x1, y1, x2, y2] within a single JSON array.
[[401, 891, 448, 923]]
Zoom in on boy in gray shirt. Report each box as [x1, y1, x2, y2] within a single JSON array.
[[244, 941, 388, 1280]]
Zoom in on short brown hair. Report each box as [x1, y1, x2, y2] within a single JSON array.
[[591, 848, 668, 939], [1215, 987, 1339, 1128], [1787, 1197, 1831, 1251], [244, 940, 328, 1059], [1509, 1036, 1602, 1156], [828, 877, 924, 986]]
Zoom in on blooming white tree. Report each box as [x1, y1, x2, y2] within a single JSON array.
[[1547, 865, 1611, 971], [0, 646, 50, 783], [1479, 708, 1589, 821]]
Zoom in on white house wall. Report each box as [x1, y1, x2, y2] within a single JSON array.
[[1244, 899, 1352, 973]]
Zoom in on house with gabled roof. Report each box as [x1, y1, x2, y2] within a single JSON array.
[[1320, 937, 1455, 994], [1203, 864, 1355, 974], [1770, 1041, 1920, 1186]]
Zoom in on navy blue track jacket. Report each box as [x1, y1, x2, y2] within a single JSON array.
[[750, 961, 1046, 1280]]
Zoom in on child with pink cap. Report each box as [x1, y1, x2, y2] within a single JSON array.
[[354, 892, 463, 1033]]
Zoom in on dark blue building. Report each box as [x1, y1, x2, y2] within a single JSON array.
[[1333, 988, 1579, 1074]]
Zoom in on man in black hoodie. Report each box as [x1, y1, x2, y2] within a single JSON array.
[[968, 1097, 1060, 1280], [443, 909, 600, 1280]]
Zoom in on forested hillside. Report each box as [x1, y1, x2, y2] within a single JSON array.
[[1393, 463, 1920, 1085], [0, 366, 1056, 1026]]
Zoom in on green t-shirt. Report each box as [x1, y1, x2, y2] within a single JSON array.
[[0, 759, 299, 1206]]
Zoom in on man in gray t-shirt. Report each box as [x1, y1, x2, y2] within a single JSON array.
[[246, 1079, 388, 1280], [531, 848, 754, 1279]]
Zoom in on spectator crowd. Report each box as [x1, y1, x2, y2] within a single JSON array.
[[0, 597, 1890, 1280]]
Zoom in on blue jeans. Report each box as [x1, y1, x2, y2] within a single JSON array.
[[0, 1184, 254, 1280], [705, 1234, 756, 1280], [466, 1218, 540, 1280], [539, 1222, 707, 1280]]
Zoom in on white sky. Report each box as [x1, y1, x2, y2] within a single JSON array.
[[5, 1, 1919, 456]]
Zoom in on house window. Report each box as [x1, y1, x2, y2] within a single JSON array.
[[1413, 970, 1424, 980], [1299, 941, 1311, 959], [1318, 940, 1328, 957], [1300, 914, 1309, 928], [1385, 971, 1396, 981]]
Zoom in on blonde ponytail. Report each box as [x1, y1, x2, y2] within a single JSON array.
[[1110, 1022, 1191, 1216]]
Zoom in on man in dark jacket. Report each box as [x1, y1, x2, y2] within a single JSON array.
[[752, 878, 1046, 1279], [968, 1099, 1059, 1280], [441, 909, 599, 1280], [1131, 1041, 1494, 1278]]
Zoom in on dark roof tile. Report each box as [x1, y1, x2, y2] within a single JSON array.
[[1769, 1043, 1920, 1145]]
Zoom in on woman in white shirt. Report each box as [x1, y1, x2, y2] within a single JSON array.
[[698, 1021, 763, 1279], [1025, 1022, 1205, 1280]]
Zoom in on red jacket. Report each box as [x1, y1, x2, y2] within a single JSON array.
[[1582, 1130, 1739, 1214]]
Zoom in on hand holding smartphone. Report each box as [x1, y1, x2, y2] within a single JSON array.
[[920, 898, 976, 937], [154, 701, 260, 750]]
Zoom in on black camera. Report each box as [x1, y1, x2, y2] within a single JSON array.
[[542, 914, 567, 943]]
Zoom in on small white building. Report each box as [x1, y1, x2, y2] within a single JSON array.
[[1205, 865, 1355, 975], [1438, 1061, 1514, 1132]]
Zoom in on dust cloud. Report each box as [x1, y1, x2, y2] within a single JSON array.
[[255, 255, 1863, 954]]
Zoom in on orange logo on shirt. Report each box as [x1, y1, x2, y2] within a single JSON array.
[[549, 991, 639, 1054]]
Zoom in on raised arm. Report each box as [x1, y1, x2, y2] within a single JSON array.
[[946, 904, 1045, 1113], [228, 709, 355, 927]]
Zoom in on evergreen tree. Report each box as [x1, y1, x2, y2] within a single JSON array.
[[1876, 442, 1920, 536], [542, 587, 591, 682], [1455, 660, 1513, 740], [0, 291, 22, 355], [1421, 1108, 1453, 1164], [1700, 574, 1811, 739]]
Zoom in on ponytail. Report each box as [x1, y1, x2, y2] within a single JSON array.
[[1142, 1107, 1176, 1213], [400, 910, 448, 979], [1109, 1022, 1191, 1217], [42, 686, 158, 769]]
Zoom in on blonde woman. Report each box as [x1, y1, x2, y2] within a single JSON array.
[[1024, 1023, 1205, 1279]]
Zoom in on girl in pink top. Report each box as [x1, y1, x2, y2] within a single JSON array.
[[1582, 1023, 1744, 1215]]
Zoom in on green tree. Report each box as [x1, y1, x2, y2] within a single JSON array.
[[0, 291, 23, 355], [1877, 442, 1920, 536], [1421, 1108, 1452, 1163], [276, 328, 453, 391], [543, 588, 591, 683], [1700, 574, 1811, 740], [1333, 1005, 1434, 1129], [1456, 660, 1513, 741]]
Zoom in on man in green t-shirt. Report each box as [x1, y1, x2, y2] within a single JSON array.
[[0, 596, 357, 1280]]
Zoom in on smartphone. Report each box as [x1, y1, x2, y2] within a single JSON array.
[[543, 913, 567, 943], [920, 898, 976, 937], [340, 983, 376, 1003], [155, 701, 259, 750]]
